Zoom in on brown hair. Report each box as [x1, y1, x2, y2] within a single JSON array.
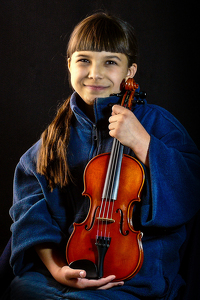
[[37, 12, 138, 190], [67, 12, 138, 66]]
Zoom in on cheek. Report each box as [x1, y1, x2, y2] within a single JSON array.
[[71, 68, 86, 84], [70, 71, 80, 90], [70, 77, 76, 91], [112, 73, 127, 88], [112, 68, 128, 81]]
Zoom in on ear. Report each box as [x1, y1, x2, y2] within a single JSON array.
[[67, 58, 71, 73], [126, 63, 137, 80]]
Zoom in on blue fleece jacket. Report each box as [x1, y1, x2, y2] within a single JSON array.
[[9, 91, 200, 299]]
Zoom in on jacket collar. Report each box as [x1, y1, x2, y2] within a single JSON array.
[[70, 92, 120, 127]]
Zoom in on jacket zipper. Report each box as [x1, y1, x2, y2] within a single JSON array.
[[92, 123, 99, 157]]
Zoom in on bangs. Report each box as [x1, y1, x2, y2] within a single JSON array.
[[67, 13, 137, 64]]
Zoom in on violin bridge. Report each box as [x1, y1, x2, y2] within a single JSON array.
[[96, 217, 115, 223]]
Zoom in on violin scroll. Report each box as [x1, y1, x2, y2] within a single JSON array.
[[120, 78, 139, 92], [120, 78, 139, 109]]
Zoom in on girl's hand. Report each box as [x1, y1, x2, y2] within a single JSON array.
[[35, 244, 123, 290], [54, 266, 124, 290], [108, 105, 150, 167]]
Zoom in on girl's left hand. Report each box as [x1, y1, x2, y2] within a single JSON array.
[[108, 105, 150, 167]]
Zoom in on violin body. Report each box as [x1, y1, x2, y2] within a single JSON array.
[[66, 152, 144, 281]]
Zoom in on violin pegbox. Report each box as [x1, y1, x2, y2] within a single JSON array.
[[120, 78, 139, 110]]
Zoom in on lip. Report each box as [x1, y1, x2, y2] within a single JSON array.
[[84, 84, 109, 91]]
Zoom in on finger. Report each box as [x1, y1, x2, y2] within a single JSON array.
[[108, 122, 116, 131], [98, 281, 124, 290], [63, 266, 86, 279], [112, 105, 126, 115], [67, 275, 121, 290], [75, 275, 116, 289], [86, 275, 116, 288], [109, 114, 120, 125], [109, 114, 117, 122]]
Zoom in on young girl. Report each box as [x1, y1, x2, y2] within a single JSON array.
[[8, 12, 200, 300]]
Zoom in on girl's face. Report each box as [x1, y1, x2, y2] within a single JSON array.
[[68, 51, 137, 106]]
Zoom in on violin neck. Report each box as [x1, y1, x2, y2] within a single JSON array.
[[102, 138, 124, 200], [101, 78, 139, 201]]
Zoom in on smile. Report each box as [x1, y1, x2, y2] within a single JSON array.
[[84, 85, 109, 91]]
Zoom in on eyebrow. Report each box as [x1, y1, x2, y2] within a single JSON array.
[[75, 53, 122, 61], [105, 55, 122, 61]]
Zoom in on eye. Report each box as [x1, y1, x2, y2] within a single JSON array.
[[105, 60, 117, 65], [77, 58, 90, 63]]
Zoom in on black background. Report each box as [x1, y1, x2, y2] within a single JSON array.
[[0, 0, 199, 254]]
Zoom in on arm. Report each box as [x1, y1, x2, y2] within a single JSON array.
[[10, 147, 123, 289], [35, 243, 124, 289], [109, 104, 200, 228]]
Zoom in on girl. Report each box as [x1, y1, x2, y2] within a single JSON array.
[[8, 12, 200, 300]]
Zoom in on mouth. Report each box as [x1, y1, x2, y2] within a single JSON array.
[[84, 84, 109, 91]]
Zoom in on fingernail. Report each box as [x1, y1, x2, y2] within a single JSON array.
[[118, 282, 124, 286], [79, 271, 85, 278]]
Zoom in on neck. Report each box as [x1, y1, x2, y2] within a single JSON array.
[[86, 106, 95, 123], [77, 96, 95, 123]]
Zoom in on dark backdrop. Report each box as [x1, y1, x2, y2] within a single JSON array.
[[0, 0, 199, 254]]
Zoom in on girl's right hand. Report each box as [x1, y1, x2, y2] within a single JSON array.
[[54, 265, 124, 289]]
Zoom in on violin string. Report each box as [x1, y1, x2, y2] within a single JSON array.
[[104, 138, 121, 238], [97, 171, 111, 238], [97, 138, 121, 239], [97, 143, 117, 237], [109, 139, 121, 226], [97, 189, 109, 237], [106, 140, 121, 237], [97, 139, 118, 239], [97, 200, 107, 238], [96, 84, 136, 243]]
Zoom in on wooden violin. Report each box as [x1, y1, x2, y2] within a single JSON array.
[[66, 78, 144, 281]]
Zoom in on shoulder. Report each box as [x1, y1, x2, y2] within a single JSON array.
[[138, 102, 190, 137], [17, 140, 41, 174], [137, 102, 181, 126], [134, 102, 196, 149]]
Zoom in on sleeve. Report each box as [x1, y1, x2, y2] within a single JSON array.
[[9, 157, 66, 275], [141, 119, 200, 229]]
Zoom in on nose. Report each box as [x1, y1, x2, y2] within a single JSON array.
[[88, 63, 103, 80]]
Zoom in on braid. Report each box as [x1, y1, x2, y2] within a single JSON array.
[[37, 96, 73, 190]]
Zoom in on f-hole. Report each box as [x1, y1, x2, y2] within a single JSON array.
[[85, 206, 100, 231], [116, 208, 129, 236]]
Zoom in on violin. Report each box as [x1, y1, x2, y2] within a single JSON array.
[[66, 78, 145, 281]]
